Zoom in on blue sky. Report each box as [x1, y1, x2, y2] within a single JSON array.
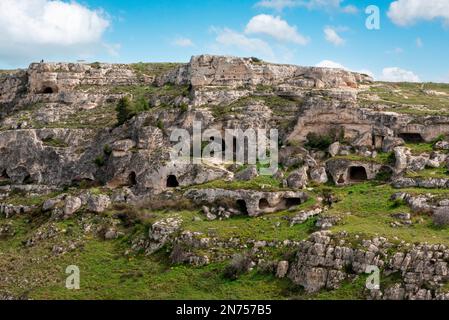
[[0, 0, 448, 82]]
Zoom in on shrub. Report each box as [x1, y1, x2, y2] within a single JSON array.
[[116, 97, 135, 126], [94, 155, 106, 167], [433, 208, 449, 227], [305, 132, 333, 151], [103, 144, 112, 156], [179, 103, 188, 112], [223, 254, 253, 280], [116, 95, 150, 126]]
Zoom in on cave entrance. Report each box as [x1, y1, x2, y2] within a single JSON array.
[[258, 198, 270, 210], [128, 172, 137, 186], [236, 199, 248, 215], [42, 87, 56, 94], [284, 197, 303, 208], [349, 166, 368, 182], [337, 174, 345, 184], [399, 133, 424, 143], [166, 175, 179, 188]]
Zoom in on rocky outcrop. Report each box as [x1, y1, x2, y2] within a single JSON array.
[[288, 231, 449, 300], [185, 188, 308, 217], [326, 158, 387, 185]]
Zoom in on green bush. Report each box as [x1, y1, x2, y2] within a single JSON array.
[[103, 144, 112, 156], [94, 155, 106, 167], [116, 96, 150, 126], [305, 133, 333, 151]]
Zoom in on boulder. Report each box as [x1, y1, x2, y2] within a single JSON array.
[[276, 261, 289, 278], [382, 137, 404, 153], [87, 194, 111, 213], [328, 142, 340, 157], [287, 167, 308, 189], [63, 196, 82, 217], [310, 167, 328, 184], [235, 165, 258, 181]]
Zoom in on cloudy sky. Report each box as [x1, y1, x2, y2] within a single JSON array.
[[0, 0, 448, 82]]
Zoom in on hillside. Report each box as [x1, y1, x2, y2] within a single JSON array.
[[1, 55, 449, 300]]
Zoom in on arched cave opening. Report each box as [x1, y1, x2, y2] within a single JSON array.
[[399, 133, 424, 143], [236, 199, 248, 215], [128, 172, 137, 186], [284, 197, 303, 208], [166, 175, 179, 188], [337, 174, 345, 184], [349, 166, 368, 182], [258, 198, 270, 210], [42, 86, 56, 94]]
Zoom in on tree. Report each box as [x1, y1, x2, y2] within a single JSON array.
[[116, 97, 135, 126]]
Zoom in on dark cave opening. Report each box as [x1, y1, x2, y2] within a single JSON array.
[[128, 172, 137, 186], [166, 175, 179, 188], [258, 198, 270, 210], [399, 133, 424, 143], [349, 166, 368, 181], [236, 199, 248, 215]]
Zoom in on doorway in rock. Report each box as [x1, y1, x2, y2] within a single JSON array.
[[258, 198, 270, 210], [42, 87, 55, 94], [128, 172, 137, 186], [349, 166, 368, 181], [399, 133, 424, 143], [166, 175, 179, 188], [236, 199, 248, 215], [284, 197, 303, 207]]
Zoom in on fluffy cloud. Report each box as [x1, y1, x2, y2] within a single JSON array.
[[316, 60, 374, 78], [323, 27, 345, 46], [172, 37, 195, 47], [381, 67, 421, 82], [255, 0, 297, 11], [0, 0, 110, 65], [256, 0, 358, 13], [245, 14, 309, 45], [315, 60, 346, 69], [388, 0, 449, 26], [212, 27, 275, 59]]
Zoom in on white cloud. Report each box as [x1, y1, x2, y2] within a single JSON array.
[[416, 37, 423, 48], [315, 60, 375, 78], [381, 67, 421, 82], [0, 0, 111, 65], [256, 0, 358, 13], [212, 27, 275, 59], [172, 37, 195, 47], [316, 60, 347, 69], [341, 5, 358, 14], [388, 0, 449, 26], [255, 0, 297, 11], [323, 27, 345, 46], [245, 14, 309, 45]]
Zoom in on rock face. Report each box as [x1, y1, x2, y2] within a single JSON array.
[[326, 158, 387, 185], [185, 188, 308, 217], [288, 231, 449, 300]]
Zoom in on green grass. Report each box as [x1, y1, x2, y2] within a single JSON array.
[[193, 176, 285, 192], [130, 62, 182, 78], [404, 142, 435, 154], [361, 82, 449, 115], [316, 182, 449, 245], [406, 167, 449, 179], [332, 152, 394, 165], [42, 137, 69, 148]]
